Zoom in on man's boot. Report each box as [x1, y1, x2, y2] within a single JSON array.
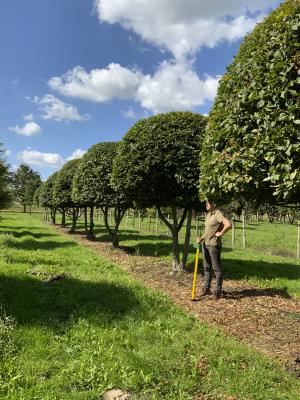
[[200, 287, 212, 297], [213, 291, 221, 300]]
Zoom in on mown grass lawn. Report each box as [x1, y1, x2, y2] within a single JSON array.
[[0, 212, 299, 400]]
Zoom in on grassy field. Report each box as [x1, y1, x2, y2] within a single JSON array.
[[0, 211, 299, 400], [59, 212, 300, 298]]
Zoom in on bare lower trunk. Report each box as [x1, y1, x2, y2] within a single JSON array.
[[181, 208, 192, 269], [51, 208, 56, 224], [87, 206, 95, 240], [157, 206, 188, 272], [70, 207, 79, 233], [84, 207, 88, 232], [61, 208, 66, 227], [102, 206, 126, 248]]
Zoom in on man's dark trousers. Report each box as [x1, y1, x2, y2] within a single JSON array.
[[203, 244, 223, 292]]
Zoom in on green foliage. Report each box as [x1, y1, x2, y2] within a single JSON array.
[[0, 161, 12, 210], [12, 164, 42, 210], [112, 112, 207, 208], [53, 159, 81, 209], [200, 0, 300, 204], [72, 142, 128, 209], [39, 172, 59, 209]]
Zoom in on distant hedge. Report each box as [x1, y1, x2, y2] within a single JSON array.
[[200, 0, 300, 204]]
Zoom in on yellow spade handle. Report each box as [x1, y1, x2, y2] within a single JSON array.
[[191, 247, 200, 300]]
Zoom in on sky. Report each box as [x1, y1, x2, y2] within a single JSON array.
[[0, 0, 282, 179]]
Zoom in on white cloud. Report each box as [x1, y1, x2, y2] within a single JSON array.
[[49, 61, 220, 114], [48, 64, 142, 102], [94, 0, 278, 59], [136, 61, 220, 113], [66, 148, 86, 161], [23, 113, 34, 121], [33, 94, 89, 122], [18, 149, 63, 167], [9, 122, 42, 136], [5, 150, 12, 157]]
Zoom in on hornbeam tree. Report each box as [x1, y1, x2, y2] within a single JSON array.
[[72, 142, 130, 245], [111, 111, 207, 271], [53, 158, 81, 231], [200, 0, 300, 205], [39, 172, 59, 224]]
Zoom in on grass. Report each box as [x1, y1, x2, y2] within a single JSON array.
[[0, 211, 299, 399], [60, 213, 300, 298]]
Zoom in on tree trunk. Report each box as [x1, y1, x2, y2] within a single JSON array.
[[61, 208, 66, 227], [70, 207, 78, 233], [51, 208, 56, 224], [87, 206, 95, 240], [157, 206, 188, 272], [102, 206, 126, 248], [181, 208, 192, 269], [84, 207, 88, 232], [23, 204, 26, 213]]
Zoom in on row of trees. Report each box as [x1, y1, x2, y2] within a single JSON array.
[[36, 0, 299, 271], [36, 112, 207, 271]]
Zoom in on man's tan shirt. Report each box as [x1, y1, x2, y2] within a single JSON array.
[[204, 210, 225, 246]]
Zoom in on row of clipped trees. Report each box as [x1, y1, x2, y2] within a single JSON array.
[[36, 0, 300, 271], [36, 112, 207, 271]]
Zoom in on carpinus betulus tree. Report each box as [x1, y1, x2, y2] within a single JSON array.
[[111, 112, 207, 272], [72, 142, 130, 245], [200, 0, 300, 205], [53, 158, 81, 231], [39, 172, 59, 224]]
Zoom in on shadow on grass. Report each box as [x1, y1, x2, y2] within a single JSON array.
[[0, 230, 56, 239], [223, 258, 300, 281], [0, 274, 143, 330], [3, 237, 77, 251]]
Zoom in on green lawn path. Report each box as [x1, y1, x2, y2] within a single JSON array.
[[0, 212, 299, 400]]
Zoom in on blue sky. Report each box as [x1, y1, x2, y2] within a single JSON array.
[[0, 0, 281, 179]]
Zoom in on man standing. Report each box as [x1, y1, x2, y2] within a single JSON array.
[[197, 201, 231, 299]]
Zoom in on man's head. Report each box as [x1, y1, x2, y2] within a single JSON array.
[[205, 200, 216, 212]]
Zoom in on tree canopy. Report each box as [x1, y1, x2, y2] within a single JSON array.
[[39, 172, 59, 221], [200, 0, 300, 204], [53, 158, 81, 209], [112, 111, 207, 209]]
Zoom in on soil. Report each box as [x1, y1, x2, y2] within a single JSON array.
[[55, 226, 300, 378]]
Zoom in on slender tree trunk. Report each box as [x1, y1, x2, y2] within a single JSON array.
[[102, 206, 126, 248], [61, 208, 66, 227], [157, 206, 187, 272], [70, 207, 78, 233], [87, 206, 95, 240], [23, 204, 26, 213], [84, 207, 88, 232], [181, 208, 192, 269], [51, 208, 56, 224]]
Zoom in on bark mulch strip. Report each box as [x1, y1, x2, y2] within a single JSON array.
[[56, 227, 300, 378]]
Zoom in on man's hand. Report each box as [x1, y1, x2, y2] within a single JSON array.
[[215, 231, 223, 238], [197, 236, 204, 243]]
